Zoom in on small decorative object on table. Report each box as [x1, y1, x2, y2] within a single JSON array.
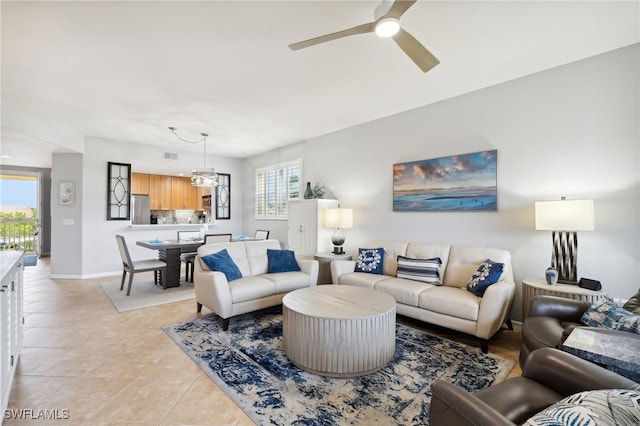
[[545, 266, 558, 285], [312, 184, 326, 199], [303, 182, 314, 199]]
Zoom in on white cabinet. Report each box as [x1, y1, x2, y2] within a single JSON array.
[[288, 199, 338, 258], [1, 251, 24, 419]]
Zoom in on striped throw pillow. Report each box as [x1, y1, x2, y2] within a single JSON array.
[[396, 255, 443, 285]]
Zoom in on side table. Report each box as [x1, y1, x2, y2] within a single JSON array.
[[522, 278, 608, 318], [314, 252, 352, 284], [561, 327, 640, 382]]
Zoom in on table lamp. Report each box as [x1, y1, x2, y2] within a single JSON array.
[[324, 206, 353, 254], [535, 197, 594, 283]]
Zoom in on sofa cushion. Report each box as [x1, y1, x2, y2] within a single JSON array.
[[338, 272, 388, 288], [466, 259, 504, 297], [355, 248, 385, 274], [444, 246, 511, 287], [266, 249, 300, 273], [246, 240, 282, 276], [418, 286, 480, 321], [199, 242, 252, 276], [229, 275, 277, 303], [200, 249, 243, 282], [396, 255, 443, 285], [580, 297, 640, 334], [524, 389, 640, 426], [375, 277, 436, 307], [369, 240, 409, 276], [261, 272, 311, 293]]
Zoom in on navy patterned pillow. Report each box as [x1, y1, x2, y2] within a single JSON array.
[[466, 259, 504, 297], [524, 389, 640, 426], [580, 297, 640, 334], [396, 255, 442, 285], [354, 248, 385, 274]]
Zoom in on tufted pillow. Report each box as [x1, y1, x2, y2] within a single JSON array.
[[466, 259, 504, 297], [396, 255, 443, 285], [524, 389, 640, 426], [354, 248, 385, 274], [266, 249, 301, 273], [581, 297, 640, 334], [200, 249, 242, 282]]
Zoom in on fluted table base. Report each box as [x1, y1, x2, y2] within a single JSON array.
[[282, 286, 396, 377]]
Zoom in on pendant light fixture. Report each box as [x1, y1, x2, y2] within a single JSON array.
[[168, 126, 218, 187]]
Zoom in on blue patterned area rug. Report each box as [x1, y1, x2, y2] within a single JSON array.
[[163, 308, 515, 425]]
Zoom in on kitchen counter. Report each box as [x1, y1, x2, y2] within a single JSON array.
[[129, 223, 217, 230]]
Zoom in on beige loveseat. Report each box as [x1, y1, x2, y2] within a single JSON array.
[[194, 240, 319, 330], [330, 240, 515, 352]]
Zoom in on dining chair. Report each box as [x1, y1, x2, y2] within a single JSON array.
[[115, 235, 166, 296], [254, 230, 270, 240], [204, 233, 233, 243], [178, 231, 202, 283]]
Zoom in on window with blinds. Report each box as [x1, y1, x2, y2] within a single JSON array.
[[255, 160, 301, 219]]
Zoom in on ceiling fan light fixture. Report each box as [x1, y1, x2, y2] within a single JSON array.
[[375, 17, 400, 37]]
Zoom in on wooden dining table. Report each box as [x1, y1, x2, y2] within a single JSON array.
[[136, 236, 263, 289], [136, 239, 204, 289]]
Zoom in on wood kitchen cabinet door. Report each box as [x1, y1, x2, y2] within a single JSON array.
[[171, 177, 197, 210], [131, 173, 149, 195], [149, 175, 172, 210]]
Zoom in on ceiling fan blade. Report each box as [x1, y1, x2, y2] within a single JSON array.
[[289, 22, 376, 51], [392, 28, 439, 73], [386, 0, 417, 19]]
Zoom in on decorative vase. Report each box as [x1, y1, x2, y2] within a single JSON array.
[[303, 182, 314, 199], [545, 266, 558, 285]]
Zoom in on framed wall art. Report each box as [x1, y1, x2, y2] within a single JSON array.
[[59, 181, 75, 206], [393, 149, 497, 211]]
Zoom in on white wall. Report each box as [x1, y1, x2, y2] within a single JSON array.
[[50, 153, 84, 276], [243, 44, 640, 320]]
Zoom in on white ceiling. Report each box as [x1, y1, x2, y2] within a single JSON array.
[[1, 1, 638, 169]]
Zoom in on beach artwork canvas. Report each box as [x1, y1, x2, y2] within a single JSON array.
[[393, 150, 497, 211]]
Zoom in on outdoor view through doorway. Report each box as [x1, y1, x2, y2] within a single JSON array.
[[0, 174, 39, 257]]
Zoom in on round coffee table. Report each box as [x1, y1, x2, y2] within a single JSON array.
[[282, 285, 396, 377]]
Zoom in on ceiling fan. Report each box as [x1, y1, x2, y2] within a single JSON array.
[[288, 0, 439, 73]]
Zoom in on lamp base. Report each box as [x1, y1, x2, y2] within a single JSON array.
[[332, 246, 345, 255], [551, 231, 579, 283]]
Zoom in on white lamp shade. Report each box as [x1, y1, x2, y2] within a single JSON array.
[[324, 208, 353, 229], [535, 199, 595, 231]]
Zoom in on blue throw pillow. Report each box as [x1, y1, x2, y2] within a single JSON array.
[[581, 297, 640, 334], [200, 249, 242, 282], [267, 249, 301, 273], [466, 259, 504, 297], [355, 248, 385, 274]]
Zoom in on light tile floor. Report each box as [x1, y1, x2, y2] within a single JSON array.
[[6, 258, 522, 425]]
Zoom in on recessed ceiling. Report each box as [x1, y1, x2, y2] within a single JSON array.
[[1, 1, 638, 168]]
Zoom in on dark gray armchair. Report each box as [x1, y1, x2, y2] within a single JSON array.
[[430, 348, 640, 426]]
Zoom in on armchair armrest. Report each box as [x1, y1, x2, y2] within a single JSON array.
[[330, 260, 356, 285], [296, 258, 319, 286], [430, 380, 515, 426], [193, 256, 234, 318], [528, 295, 589, 321], [523, 348, 640, 395]]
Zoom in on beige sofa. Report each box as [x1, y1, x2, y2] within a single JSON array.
[[330, 240, 515, 352], [193, 240, 319, 330]]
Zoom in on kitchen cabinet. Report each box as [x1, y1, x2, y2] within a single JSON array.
[[148, 175, 172, 210], [196, 185, 212, 200], [171, 177, 197, 210], [1, 251, 23, 416], [131, 173, 149, 195], [288, 199, 338, 258]]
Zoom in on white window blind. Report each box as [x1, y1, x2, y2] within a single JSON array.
[[255, 160, 301, 219]]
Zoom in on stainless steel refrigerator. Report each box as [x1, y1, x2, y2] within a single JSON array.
[[132, 194, 151, 224]]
